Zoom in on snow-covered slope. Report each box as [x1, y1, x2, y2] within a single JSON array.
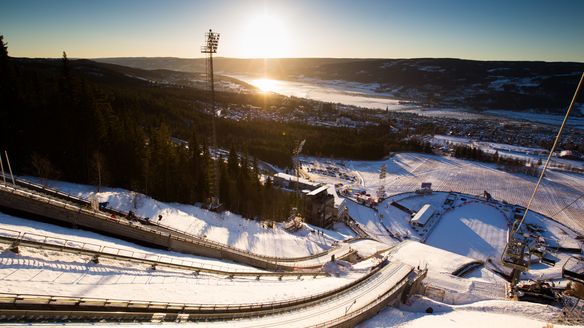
[[0, 212, 255, 271], [303, 153, 584, 233], [22, 178, 340, 258], [0, 213, 371, 304]]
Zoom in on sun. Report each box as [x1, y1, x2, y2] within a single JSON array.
[[252, 78, 279, 93], [239, 13, 290, 58]]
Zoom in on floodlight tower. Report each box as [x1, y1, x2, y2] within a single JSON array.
[[201, 29, 221, 210]]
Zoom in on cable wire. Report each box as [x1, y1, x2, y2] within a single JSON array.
[[551, 192, 584, 218], [514, 72, 584, 233]]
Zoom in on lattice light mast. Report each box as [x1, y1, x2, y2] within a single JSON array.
[[201, 29, 221, 210], [201, 29, 220, 103]]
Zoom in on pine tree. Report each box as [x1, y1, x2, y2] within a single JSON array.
[[227, 145, 238, 176], [0, 35, 7, 62], [188, 129, 205, 202], [0, 34, 10, 98], [61, 51, 70, 80]]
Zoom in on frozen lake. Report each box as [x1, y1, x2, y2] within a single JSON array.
[[228, 74, 410, 111], [229, 75, 584, 129]]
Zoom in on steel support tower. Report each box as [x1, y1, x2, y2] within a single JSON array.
[[201, 29, 221, 210]]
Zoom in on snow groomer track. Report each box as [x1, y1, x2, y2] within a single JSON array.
[[0, 179, 355, 271], [0, 261, 418, 326]]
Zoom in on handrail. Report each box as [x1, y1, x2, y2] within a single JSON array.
[[310, 276, 409, 327], [0, 262, 403, 315], [0, 228, 327, 277]]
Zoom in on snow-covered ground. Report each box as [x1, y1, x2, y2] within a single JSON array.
[[21, 177, 342, 258], [0, 214, 376, 304], [3, 149, 583, 326], [430, 134, 584, 169], [302, 154, 582, 302], [389, 241, 507, 304], [426, 202, 508, 262], [347, 190, 579, 284], [0, 244, 361, 304], [360, 296, 570, 328], [0, 213, 258, 272], [302, 152, 584, 233]]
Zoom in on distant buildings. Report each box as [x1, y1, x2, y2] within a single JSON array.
[[559, 150, 579, 160]]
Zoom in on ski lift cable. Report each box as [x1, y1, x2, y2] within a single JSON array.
[[551, 192, 584, 218], [514, 72, 584, 233]]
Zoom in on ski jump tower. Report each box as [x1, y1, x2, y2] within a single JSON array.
[[201, 29, 221, 210]]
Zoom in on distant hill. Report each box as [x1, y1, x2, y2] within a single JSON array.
[[96, 57, 584, 114]]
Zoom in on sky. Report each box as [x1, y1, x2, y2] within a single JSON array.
[[0, 0, 583, 62]]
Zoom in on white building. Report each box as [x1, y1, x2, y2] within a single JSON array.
[[410, 204, 435, 227]]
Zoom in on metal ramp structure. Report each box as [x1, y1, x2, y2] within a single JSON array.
[[560, 257, 584, 324], [501, 233, 530, 294], [563, 257, 584, 284]]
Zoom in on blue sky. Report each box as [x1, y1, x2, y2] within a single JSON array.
[[1, 0, 583, 61]]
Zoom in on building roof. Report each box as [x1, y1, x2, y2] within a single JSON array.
[[274, 173, 320, 187], [411, 204, 435, 226], [307, 184, 329, 196]]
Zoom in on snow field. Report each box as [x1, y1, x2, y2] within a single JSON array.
[[305, 153, 584, 234], [425, 202, 508, 262], [359, 296, 569, 328]]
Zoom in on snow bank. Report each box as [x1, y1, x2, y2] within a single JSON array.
[[322, 260, 353, 277], [348, 239, 391, 258], [359, 296, 568, 328], [389, 241, 506, 304], [389, 241, 474, 275]]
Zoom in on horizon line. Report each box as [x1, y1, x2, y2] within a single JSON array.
[[10, 55, 584, 64]]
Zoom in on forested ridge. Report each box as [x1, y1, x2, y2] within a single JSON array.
[[0, 36, 428, 220], [99, 56, 584, 114]]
